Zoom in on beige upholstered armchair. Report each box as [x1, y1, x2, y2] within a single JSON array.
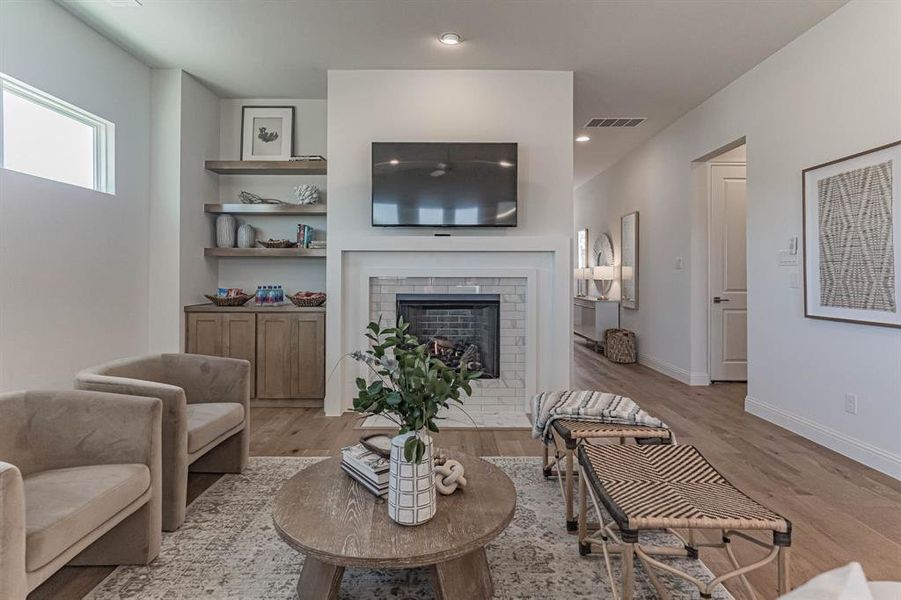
[[0, 390, 162, 599], [76, 353, 250, 531]]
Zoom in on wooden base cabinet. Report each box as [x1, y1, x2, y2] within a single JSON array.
[[256, 313, 325, 400], [185, 305, 325, 406]]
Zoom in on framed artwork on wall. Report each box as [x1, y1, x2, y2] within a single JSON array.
[[241, 106, 294, 161], [802, 140, 900, 328], [621, 212, 639, 309]]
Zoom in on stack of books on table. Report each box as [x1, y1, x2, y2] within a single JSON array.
[[341, 444, 389, 498]]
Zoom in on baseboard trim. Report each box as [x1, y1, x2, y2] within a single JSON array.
[[745, 395, 901, 480], [637, 354, 709, 386]]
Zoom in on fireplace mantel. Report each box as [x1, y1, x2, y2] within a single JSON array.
[[324, 236, 572, 416]]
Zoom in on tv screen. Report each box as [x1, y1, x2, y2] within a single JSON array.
[[371, 142, 517, 227]]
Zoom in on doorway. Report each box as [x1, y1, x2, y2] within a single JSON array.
[[706, 145, 747, 381]]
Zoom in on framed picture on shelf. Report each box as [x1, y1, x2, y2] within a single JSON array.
[[802, 140, 900, 328], [241, 106, 294, 161]]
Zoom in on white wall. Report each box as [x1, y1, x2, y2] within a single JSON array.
[[327, 70, 574, 241], [326, 70, 574, 415], [217, 99, 327, 294], [148, 70, 220, 352], [0, 0, 151, 389], [178, 73, 220, 335], [574, 0, 901, 477], [148, 69, 183, 353]]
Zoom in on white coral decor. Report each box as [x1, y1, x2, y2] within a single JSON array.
[[292, 184, 320, 205]]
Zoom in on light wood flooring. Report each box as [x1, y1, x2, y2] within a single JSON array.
[[32, 340, 901, 599]]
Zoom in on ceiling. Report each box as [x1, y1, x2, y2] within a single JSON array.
[[59, 0, 845, 187]]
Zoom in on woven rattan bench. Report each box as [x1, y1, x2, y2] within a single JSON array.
[[542, 418, 672, 531], [577, 443, 791, 599]]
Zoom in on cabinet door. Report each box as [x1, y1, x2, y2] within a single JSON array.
[[256, 312, 325, 400], [256, 314, 297, 399], [187, 312, 257, 394], [295, 313, 325, 399], [222, 313, 256, 392], [187, 313, 224, 356]]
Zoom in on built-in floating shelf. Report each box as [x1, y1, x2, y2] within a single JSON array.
[[203, 248, 327, 258], [204, 203, 327, 215], [204, 160, 327, 175]]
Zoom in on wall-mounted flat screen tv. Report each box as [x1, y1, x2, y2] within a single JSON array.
[[371, 142, 517, 227]]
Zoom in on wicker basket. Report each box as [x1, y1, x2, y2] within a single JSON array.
[[257, 239, 296, 249], [604, 328, 637, 364], [288, 293, 327, 307], [204, 294, 253, 307]]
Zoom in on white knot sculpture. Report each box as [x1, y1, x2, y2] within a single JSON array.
[[434, 459, 467, 495]]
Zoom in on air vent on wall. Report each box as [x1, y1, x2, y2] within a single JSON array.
[[584, 117, 646, 128]]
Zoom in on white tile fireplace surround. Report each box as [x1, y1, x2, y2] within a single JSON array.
[[324, 237, 572, 424], [368, 276, 527, 426]]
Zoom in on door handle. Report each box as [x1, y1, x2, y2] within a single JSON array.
[[713, 297, 730, 303]]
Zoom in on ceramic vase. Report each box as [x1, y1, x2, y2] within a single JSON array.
[[387, 431, 436, 526], [216, 215, 237, 248], [236, 223, 255, 248]]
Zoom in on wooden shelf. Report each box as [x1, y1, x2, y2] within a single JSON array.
[[204, 247, 327, 258], [204, 160, 327, 175], [204, 203, 327, 215]]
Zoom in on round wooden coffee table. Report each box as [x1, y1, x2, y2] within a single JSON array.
[[272, 453, 516, 600]]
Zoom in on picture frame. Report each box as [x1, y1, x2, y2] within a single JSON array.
[[802, 140, 900, 328], [621, 212, 639, 310], [240, 105, 294, 161]]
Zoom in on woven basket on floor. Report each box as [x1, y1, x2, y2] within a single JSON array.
[[604, 328, 637, 364]]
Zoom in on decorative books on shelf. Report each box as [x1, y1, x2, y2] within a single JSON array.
[[341, 444, 390, 498]]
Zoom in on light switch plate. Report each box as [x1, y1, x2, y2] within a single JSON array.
[[674, 257, 684, 270]]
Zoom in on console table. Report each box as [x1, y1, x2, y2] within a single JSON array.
[[272, 454, 516, 599], [573, 297, 620, 351]]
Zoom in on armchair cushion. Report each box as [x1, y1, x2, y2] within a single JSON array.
[[24, 464, 150, 572], [186, 403, 245, 454]]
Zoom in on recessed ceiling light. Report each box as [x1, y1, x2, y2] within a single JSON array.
[[389, 159, 399, 165], [438, 32, 463, 46], [575, 135, 591, 143]]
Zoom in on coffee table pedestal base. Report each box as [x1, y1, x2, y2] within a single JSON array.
[[296, 548, 494, 600]]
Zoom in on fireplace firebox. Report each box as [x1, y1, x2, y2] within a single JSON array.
[[396, 294, 500, 379]]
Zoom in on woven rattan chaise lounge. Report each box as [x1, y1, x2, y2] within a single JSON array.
[[578, 443, 792, 599], [542, 418, 672, 531]]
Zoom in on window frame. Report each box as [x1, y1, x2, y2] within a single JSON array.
[[0, 73, 115, 193]]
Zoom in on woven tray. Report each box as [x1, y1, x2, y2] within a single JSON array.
[[204, 294, 253, 307], [257, 239, 297, 248], [289, 293, 326, 307]]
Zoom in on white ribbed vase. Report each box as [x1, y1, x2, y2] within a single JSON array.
[[387, 431, 436, 526], [216, 215, 237, 248], [236, 223, 255, 248]]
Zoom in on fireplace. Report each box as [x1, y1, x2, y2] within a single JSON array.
[[396, 294, 500, 379]]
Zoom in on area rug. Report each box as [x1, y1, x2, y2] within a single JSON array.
[[85, 457, 732, 599]]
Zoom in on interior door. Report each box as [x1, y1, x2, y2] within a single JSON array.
[[709, 163, 748, 381]]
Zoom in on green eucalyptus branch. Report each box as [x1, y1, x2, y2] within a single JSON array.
[[350, 317, 481, 462]]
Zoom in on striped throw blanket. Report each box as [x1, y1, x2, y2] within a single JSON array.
[[531, 390, 670, 442]]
